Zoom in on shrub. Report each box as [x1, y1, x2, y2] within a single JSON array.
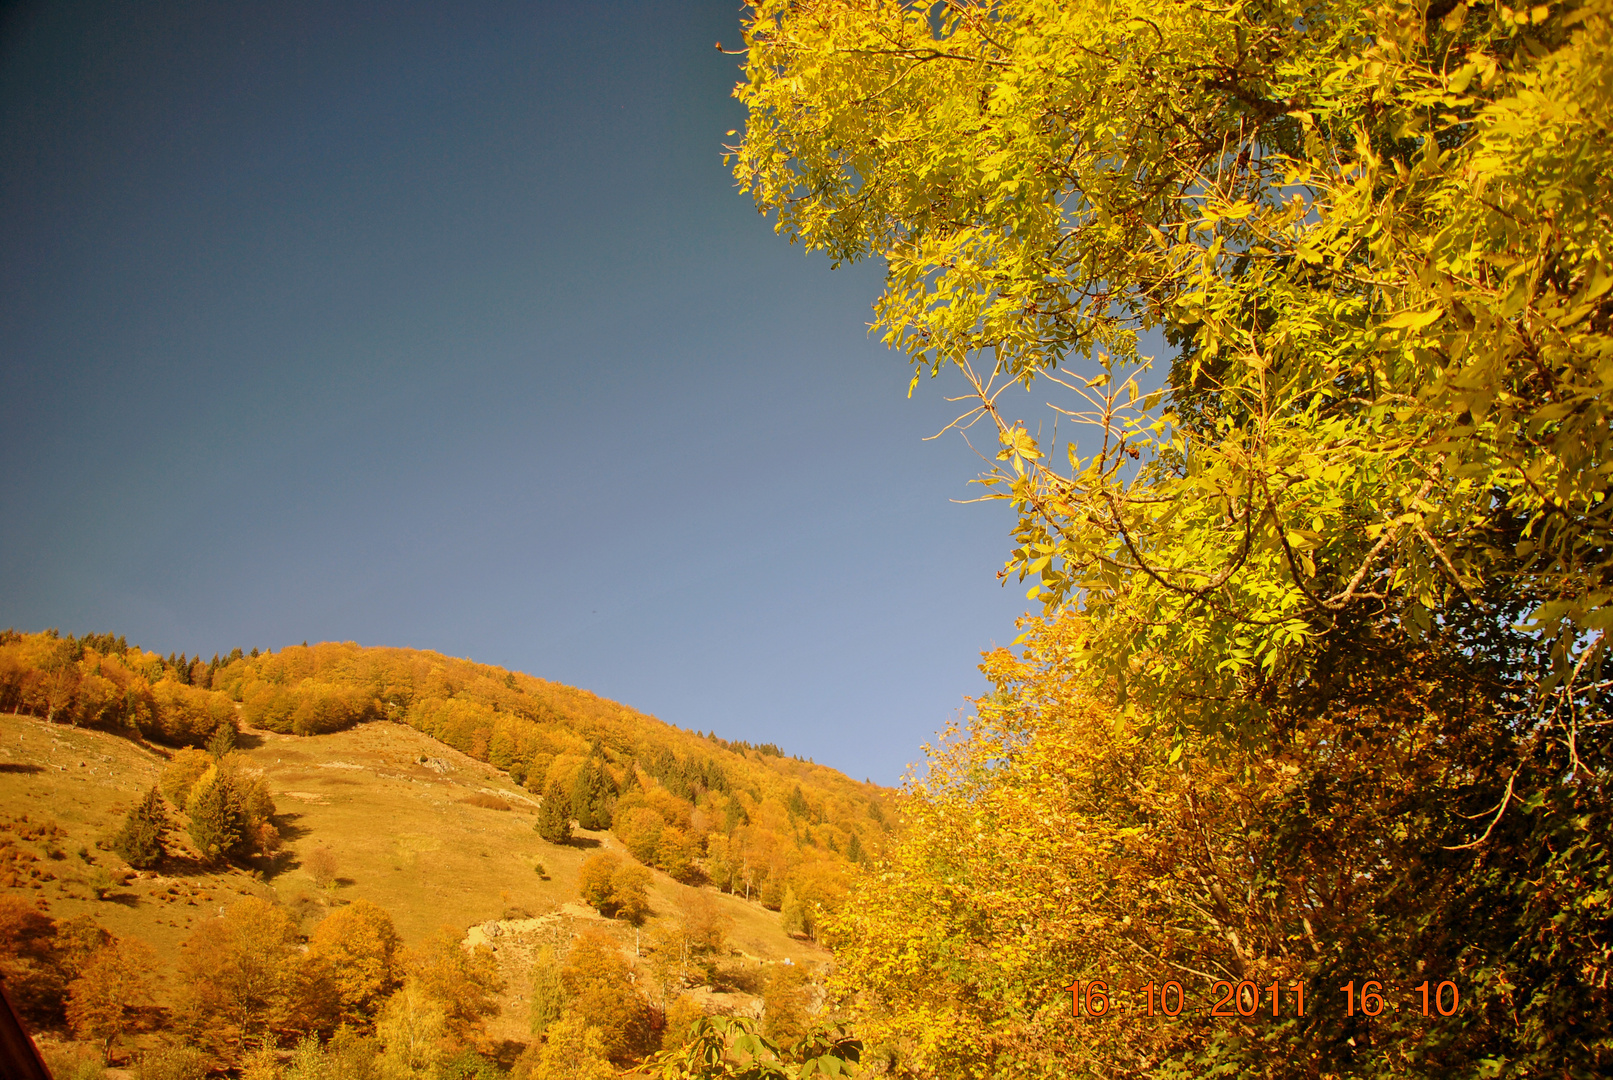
[[458, 793, 511, 811], [134, 1045, 207, 1080], [304, 845, 338, 889]]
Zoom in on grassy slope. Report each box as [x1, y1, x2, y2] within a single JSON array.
[[0, 712, 830, 1047]]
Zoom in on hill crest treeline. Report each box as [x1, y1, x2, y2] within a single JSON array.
[[0, 628, 889, 914]]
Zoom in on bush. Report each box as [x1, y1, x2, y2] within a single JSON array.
[[304, 845, 338, 889], [458, 793, 511, 811], [135, 1045, 208, 1080], [43, 1046, 105, 1080]]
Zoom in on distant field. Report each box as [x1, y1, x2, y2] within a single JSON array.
[[0, 712, 828, 1048]]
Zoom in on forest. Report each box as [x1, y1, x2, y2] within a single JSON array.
[[7, 0, 1613, 1076]]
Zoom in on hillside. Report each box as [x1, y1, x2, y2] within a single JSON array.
[[0, 629, 890, 1073], [0, 630, 894, 909]]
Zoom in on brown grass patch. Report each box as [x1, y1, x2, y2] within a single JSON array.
[[458, 793, 511, 811]]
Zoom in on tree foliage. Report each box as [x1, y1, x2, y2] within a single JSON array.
[[571, 756, 617, 830], [66, 938, 159, 1063], [640, 1015, 861, 1080], [0, 895, 70, 1026], [735, 0, 1613, 1076], [559, 928, 653, 1062], [736, 0, 1613, 727], [180, 756, 277, 866], [377, 978, 448, 1077], [185, 768, 250, 866], [528, 944, 567, 1037], [534, 779, 573, 845], [407, 925, 505, 1046], [178, 897, 304, 1054], [307, 898, 403, 1030], [516, 1012, 616, 1080], [113, 786, 166, 870], [577, 850, 653, 924]]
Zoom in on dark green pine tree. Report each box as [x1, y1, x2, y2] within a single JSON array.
[[113, 786, 167, 870], [570, 758, 615, 830], [534, 780, 573, 845], [187, 776, 248, 866], [787, 785, 810, 819], [845, 831, 863, 865]]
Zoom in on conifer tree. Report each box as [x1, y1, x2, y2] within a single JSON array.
[[570, 758, 614, 830], [534, 780, 572, 844], [528, 945, 566, 1037], [113, 786, 166, 870], [205, 721, 236, 760], [186, 773, 247, 866]]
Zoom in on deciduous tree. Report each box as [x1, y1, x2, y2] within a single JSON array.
[[308, 898, 403, 1029], [736, 0, 1613, 1075], [66, 938, 159, 1063], [577, 851, 652, 924], [560, 929, 651, 1062], [0, 896, 65, 1026], [528, 944, 567, 1037], [519, 1013, 614, 1080], [178, 897, 300, 1053], [408, 926, 504, 1046], [377, 977, 447, 1077], [160, 748, 212, 807]]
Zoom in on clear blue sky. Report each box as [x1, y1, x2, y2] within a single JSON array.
[[0, 0, 1035, 785]]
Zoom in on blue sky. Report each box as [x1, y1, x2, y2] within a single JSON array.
[[0, 0, 1037, 784]]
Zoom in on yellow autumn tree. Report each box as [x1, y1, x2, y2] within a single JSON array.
[[66, 938, 160, 1063], [407, 926, 504, 1047], [308, 898, 403, 1029], [560, 928, 652, 1063], [518, 1012, 615, 1080], [178, 897, 301, 1054], [377, 977, 447, 1077], [737, 0, 1613, 1075]]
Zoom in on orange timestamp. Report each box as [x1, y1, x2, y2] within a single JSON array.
[[1065, 978, 1461, 1019]]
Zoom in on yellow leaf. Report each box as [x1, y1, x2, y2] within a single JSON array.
[[1380, 307, 1443, 331]]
